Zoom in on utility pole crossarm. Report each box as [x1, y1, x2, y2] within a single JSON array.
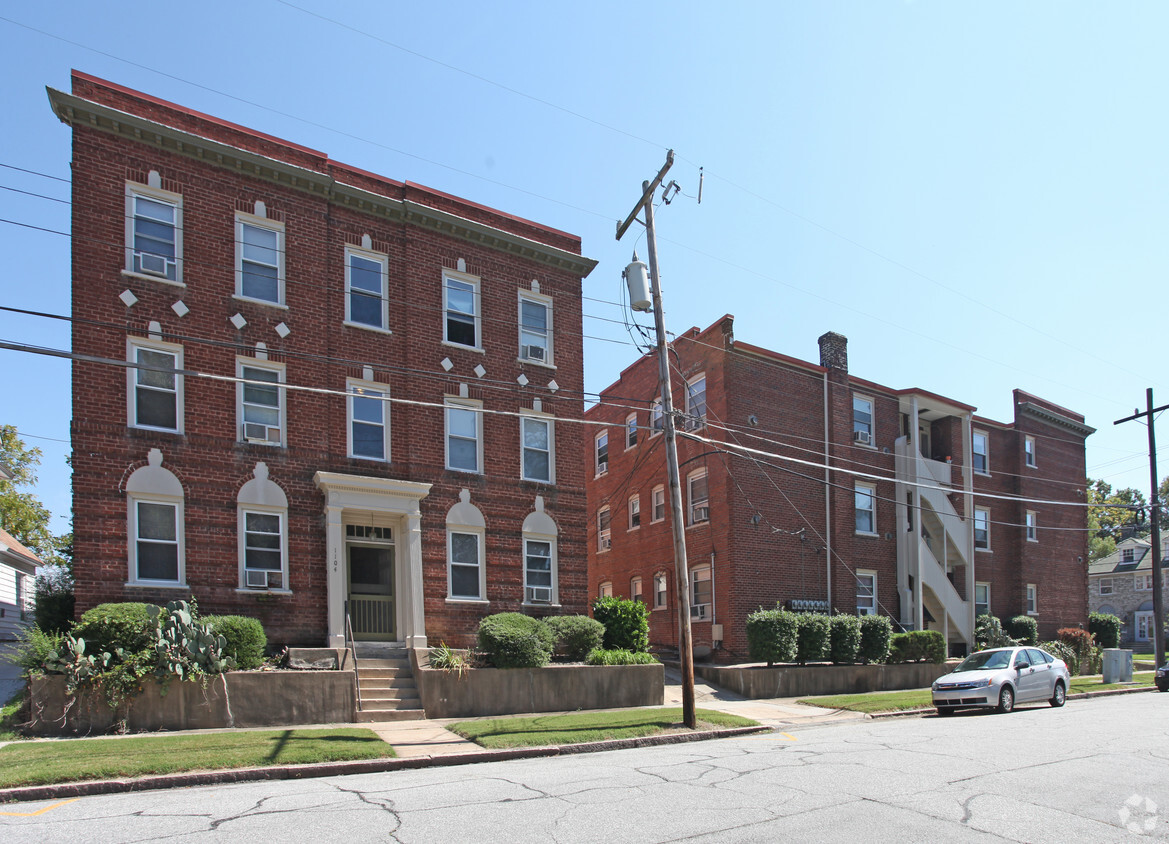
[[616, 150, 675, 241]]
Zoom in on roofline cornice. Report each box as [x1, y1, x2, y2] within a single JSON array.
[[1016, 401, 1096, 437], [48, 87, 597, 278]]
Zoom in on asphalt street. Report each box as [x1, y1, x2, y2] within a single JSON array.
[[2, 692, 1167, 842]]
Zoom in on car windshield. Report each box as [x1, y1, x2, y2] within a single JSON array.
[[955, 650, 1013, 671]]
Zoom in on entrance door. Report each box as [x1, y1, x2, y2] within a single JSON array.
[[348, 540, 395, 641]]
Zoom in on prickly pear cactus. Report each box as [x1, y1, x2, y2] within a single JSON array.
[[149, 600, 237, 678]]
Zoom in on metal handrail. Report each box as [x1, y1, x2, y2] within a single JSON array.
[[345, 603, 362, 712]]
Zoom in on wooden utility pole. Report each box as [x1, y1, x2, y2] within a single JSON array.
[[1114, 388, 1166, 669], [616, 150, 695, 729]]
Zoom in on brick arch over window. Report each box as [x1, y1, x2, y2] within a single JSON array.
[[237, 461, 289, 592], [522, 495, 558, 606], [124, 448, 185, 586], [446, 489, 487, 602]]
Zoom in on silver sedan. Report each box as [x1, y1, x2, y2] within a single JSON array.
[[931, 646, 1070, 715]]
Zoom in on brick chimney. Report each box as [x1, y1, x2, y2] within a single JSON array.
[[818, 331, 848, 372]]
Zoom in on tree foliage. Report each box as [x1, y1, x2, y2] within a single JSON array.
[[0, 425, 68, 565]]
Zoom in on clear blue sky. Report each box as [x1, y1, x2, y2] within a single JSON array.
[[2, 2, 1166, 537]]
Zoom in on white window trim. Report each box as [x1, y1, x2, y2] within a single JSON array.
[[651, 485, 666, 523], [1025, 435, 1037, 468], [520, 410, 555, 484], [687, 468, 710, 527], [442, 268, 482, 352], [124, 181, 184, 286], [522, 534, 558, 607], [972, 429, 990, 476], [446, 527, 487, 603], [237, 505, 290, 593], [1136, 610, 1155, 641], [975, 581, 991, 617], [855, 482, 877, 536], [445, 397, 483, 474], [852, 394, 875, 447], [597, 506, 612, 553], [517, 289, 554, 367], [594, 429, 609, 477], [685, 373, 707, 429], [690, 565, 712, 620], [650, 397, 664, 437], [347, 378, 390, 462], [127, 337, 184, 433], [856, 569, 877, 616], [628, 494, 641, 531], [344, 245, 391, 333], [127, 495, 186, 588], [625, 412, 638, 450], [653, 572, 668, 610], [1136, 573, 1153, 592], [1098, 577, 1113, 596], [1121, 548, 1136, 563], [599, 581, 613, 599], [234, 211, 287, 308], [630, 576, 643, 603], [1026, 510, 1038, 542], [1026, 583, 1038, 615], [237, 358, 287, 447], [974, 506, 991, 551]]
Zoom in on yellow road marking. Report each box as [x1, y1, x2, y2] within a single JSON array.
[[746, 732, 798, 742], [0, 798, 80, 817]]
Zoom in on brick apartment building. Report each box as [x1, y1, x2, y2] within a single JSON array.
[[50, 71, 596, 649], [586, 315, 1093, 659]]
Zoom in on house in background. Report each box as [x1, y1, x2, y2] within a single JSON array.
[[50, 71, 595, 653], [1, 508, 41, 701], [1088, 536, 1169, 647], [586, 315, 1093, 660]]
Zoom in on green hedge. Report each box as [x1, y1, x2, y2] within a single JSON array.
[[1040, 640, 1079, 675], [857, 615, 892, 664], [591, 596, 649, 652], [1006, 615, 1038, 646], [795, 613, 830, 664], [71, 602, 157, 657], [203, 615, 267, 669], [1088, 612, 1122, 649], [887, 630, 946, 664], [745, 608, 798, 666], [543, 615, 605, 661], [584, 648, 658, 666], [477, 612, 553, 668], [828, 614, 861, 664]]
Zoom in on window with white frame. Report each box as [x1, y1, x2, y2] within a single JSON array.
[[1122, 547, 1135, 563], [630, 576, 643, 603], [447, 490, 486, 601], [654, 573, 667, 609], [1136, 573, 1153, 591], [518, 291, 552, 364], [651, 485, 665, 522], [126, 182, 182, 283], [524, 538, 554, 604], [128, 339, 183, 432], [975, 582, 990, 617], [686, 374, 707, 428], [688, 469, 710, 525], [595, 430, 609, 476], [238, 360, 285, 446], [1026, 583, 1037, 614], [521, 413, 553, 483], [126, 449, 185, 587], [347, 380, 389, 461], [974, 507, 990, 550], [856, 570, 876, 615], [1099, 577, 1113, 595], [15, 571, 33, 621], [599, 581, 613, 598], [1137, 610, 1155, 641], [625, 412, 638, 449], [852, 395, 874, 446], [443, 270, 480, 349], [855, 483, 877, 534], [690, 566, 712, 620], [1025, 435, 1036, 468], [345, 247, 389, 331], [651, 398, 664, 435], [445, 399, 482, 473], [237, 461, 288, 591], [972, 431, 989, 474], [235, 213, 284, 305], [628, 495, 640, 530], [1026, 510, 1038, 542], [597, 506, 611, 551]]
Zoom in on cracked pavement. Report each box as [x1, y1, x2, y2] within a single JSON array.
[[3, 692, 1168, 842]]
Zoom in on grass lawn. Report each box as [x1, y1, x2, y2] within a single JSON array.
[[449, 708, 760, 750], [798, 672, 1156, 714], [0, 728, 394, 790], [0, 692, 25, 742]]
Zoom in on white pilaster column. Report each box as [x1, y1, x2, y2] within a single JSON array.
[[325, 505, 346, 648], [405, 510, 427, 650]]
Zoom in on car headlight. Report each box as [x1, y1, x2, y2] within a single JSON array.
[[932, 682, 939, 691]]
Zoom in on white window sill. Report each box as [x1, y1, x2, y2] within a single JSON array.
[[687, 521, 710, 530], [233, 294, 289, 310], [1027, 611, 1039, 617], [517, 357, 556, 370], [976, 547, 992, 553], [344, 320, 393, 335], [650, 518, 665, 525], [121, 269, 185, 287], [446, 597, 489, 604], [240, 439, 284, 448], [855, 531, 879, 538], [974, 471, 991, 478], [855, 442, 877, 450], [442, 340, 485, 354], [130, 424, 184, 435], [1025, 462, 1037, 469], [652, 606, 667, 612], [348, 453, 390, 463], [522, 602, 561, 609], [235, 588, 293, 596], [125, 581, 189, 589], [446, 466, 483, 475], [1027, 538, 1039, 543], [597, 548, 610, 554], [522, 476, 553, 485], [628, 526, 640, 533]]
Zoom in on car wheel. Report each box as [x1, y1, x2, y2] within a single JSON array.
[[1157, 681, 1168, 693], [1050, 681, 1066, 708], [997, 686, 1014, 714], [936, 706, 955, 717]]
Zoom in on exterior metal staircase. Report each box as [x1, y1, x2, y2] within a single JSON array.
[[352, 642, 425, 722]]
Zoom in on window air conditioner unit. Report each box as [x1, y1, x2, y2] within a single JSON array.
[[244, 423, 281, 443], [600, 536, 611, 550], [245, 569, 269, 588], [526, 586, 552, 604], [523, 344, 546, 362], [138, 252, 170, 276], [853, 430, 871, 445], [597, 460, 608, 475], [693, 506, 710, 522], [691, 604, 709, 620]]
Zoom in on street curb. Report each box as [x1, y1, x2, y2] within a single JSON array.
[[867, 683, 1158, 719], [0, 724, 768, 805]]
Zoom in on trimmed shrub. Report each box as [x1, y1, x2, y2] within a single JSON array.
[[1041, 640, 1079, 675], [71, 602, 157, 658], [35, 592, 75, 634], [543, 615, 605, 661], [828, 614, 861, 664], [795, 613, 830, 664], [585, 648, 659, 666], [477, 612, 553, 669], [857, 614, 892, 664], [1088, 612, 1123, 649], [1057, 627, 1096, 673], [591, 596, 650, 652], [974, 615, 1017, 650], [887, 630, 946, 664], [745, 608, 798, 666], [1006, 615, 1038, 646], [203, 615, 267, 669]]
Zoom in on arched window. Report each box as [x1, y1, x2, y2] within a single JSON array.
[[522, 496, 558, 606], [125, 448, 185, 586], [447, 489, 487, 602], [237, 462, 289, 591]]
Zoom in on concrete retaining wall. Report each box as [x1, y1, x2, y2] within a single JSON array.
[[415, 663, 664, 719], [694, 662, 951, 698], [27, 671, 357, 735]]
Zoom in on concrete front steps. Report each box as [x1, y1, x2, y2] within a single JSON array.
[[353, 643, 425, 722]]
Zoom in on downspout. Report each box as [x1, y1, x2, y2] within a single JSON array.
[[710, 550, 717, 642], [823, 372, 832, 607]]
